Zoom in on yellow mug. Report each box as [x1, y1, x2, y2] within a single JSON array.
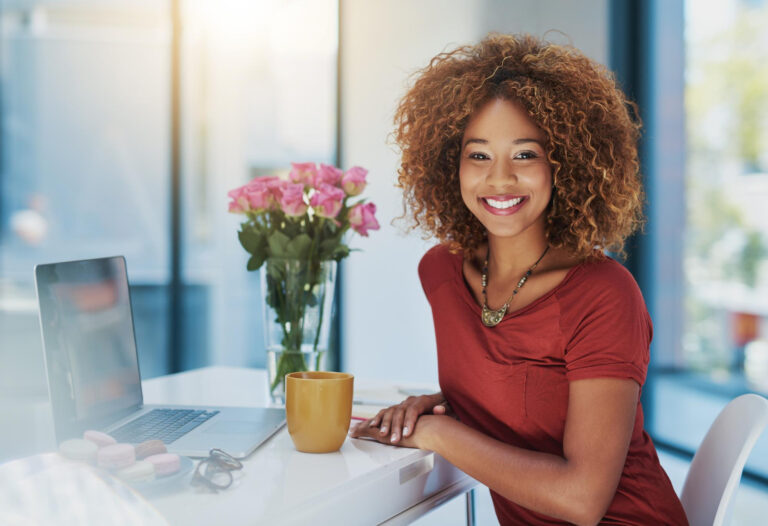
[[285, 371, 354, 453]]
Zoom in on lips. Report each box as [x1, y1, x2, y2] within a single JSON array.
[[481, 195, 527, 215]]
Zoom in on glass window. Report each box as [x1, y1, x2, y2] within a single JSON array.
[[684, 0, 768, 379], [0, 0, 339, 462], [179, 0, 338, 369], [0, 0, 172, 374], [0, 0, 171, 460], [654, 0, 768, 478]]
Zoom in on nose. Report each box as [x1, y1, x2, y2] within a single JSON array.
[[485, 159, 517, 188]]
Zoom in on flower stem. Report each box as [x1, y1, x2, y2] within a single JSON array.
[[271, 350, 308, 393]]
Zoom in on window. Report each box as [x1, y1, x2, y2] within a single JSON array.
[[0, 1, 173, 382], [179, 0, 338, 370], [684, 0, 768, 382], [0, 0, 338, 462], [649, 0, 768, 480]]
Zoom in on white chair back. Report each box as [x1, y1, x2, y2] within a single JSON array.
[[680, 393, 768, 526]]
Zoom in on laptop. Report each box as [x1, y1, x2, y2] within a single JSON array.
[[34, 255, 285, 459]]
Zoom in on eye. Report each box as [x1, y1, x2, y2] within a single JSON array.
[[514, 151, 538, 160], [468, 152, 490, 161]]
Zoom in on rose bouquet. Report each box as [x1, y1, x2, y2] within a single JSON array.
[[228, 162, 379, 399]]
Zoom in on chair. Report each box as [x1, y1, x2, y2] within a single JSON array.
[[679, 393, 768, 526]]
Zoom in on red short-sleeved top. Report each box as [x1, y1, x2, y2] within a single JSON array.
[[419, 244, 688, 526]]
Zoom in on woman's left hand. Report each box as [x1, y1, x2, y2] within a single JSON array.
[[349, 414, 441, 450]]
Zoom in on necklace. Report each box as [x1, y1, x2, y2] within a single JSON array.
[[481, 245, 550, 327]]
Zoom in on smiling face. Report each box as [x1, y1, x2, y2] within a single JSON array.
[[459, 97, 552, 242]]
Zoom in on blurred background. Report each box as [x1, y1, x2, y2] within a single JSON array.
[[1, 0, 767, 522]]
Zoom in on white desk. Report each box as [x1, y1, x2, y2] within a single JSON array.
[[141, 366, 476, 525]]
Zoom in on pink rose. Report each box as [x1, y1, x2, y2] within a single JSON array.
[[314, 163, 343, 187], [310, 184, 345, 218], [242, 179, 274, 211], [279, 182, 308, 217], [228, 200, 245, 213], [288, 162, 318, 185], [265, 178, 287, 209], [341, 166, 368, 196], [349, 202, 380, 236], [254, 175, 281, 185], [227, 186, 250, 214]]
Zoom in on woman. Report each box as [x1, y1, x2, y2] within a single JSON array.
[[349, 34, 688, 525]]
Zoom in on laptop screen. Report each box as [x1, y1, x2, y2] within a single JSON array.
[[35, 256, 143, 440]]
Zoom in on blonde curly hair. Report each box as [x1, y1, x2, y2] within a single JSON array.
[[394, 33, 644, 259]]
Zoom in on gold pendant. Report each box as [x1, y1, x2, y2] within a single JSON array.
[[481, 304, 507, 327]]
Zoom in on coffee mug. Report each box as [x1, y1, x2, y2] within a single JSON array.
[[285, 371, 354, 453]]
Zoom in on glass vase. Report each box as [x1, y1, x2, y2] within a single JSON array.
[[260, 258, 336, 404]]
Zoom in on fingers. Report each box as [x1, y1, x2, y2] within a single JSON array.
[[349, 420, 377, 439], [390, 405, 406, 443], [402, 405, 421, 438], [390, 396, 422, 442], [369, 409, 385, 428], [348, 420, 416, 449], [351, 394, 443, 444], [432, 399, 455, 418], [349, 418, 371, 437], [379, 408, 393, 436]]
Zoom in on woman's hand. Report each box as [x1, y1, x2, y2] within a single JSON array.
[[349, 392, 452, 445], [349, 414, 445, 450]]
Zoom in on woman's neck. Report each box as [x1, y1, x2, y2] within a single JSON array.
[[486, 227, 549, 280]]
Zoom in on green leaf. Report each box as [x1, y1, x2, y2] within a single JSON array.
[[286, 234, 312, 259], [238, 229, 262, 254], [282, 217, 302, 239], [267, 231, 291, 258], [266, 260, 286, 282], [319, 238, 338, 251], [318, 237, 341, 260], [332, 244, 350, 261], [247, 252, 266, 271]]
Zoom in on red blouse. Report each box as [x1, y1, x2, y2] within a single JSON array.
[[419, 244, 688, 525]]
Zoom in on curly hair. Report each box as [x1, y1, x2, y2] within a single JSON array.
[[394, 33, 644, 259]]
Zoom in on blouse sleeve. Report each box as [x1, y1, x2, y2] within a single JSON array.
[[563, 260, 651, 386], [418, 244, 456, 299]]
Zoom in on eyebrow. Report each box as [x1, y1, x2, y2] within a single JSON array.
[[462, 137, 543, 148]]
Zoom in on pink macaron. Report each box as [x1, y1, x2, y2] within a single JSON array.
[[83, 430, 117, 448], [145, 453, 181, 476], [134, 439, 167, 460], [97, 443, 136, 470]]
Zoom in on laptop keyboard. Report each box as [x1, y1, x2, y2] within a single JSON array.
[[111, 408, 220, 444]]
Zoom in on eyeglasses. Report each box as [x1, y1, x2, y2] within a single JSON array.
[[191, 448, 243, 491]]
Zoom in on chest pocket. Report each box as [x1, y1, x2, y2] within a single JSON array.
[[523, 364, 569, 442], [474, 356, 528, 431]]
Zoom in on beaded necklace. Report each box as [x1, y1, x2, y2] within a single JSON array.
[[481, 245, 550, 327]]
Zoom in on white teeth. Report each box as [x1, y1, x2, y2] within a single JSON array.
[[485, 197, 523, 209]]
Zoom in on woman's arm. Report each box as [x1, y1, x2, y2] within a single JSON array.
[[352, 377, 638, 526]]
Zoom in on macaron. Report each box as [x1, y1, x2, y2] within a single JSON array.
[[97, 443, 136, 470], [145, 453, 181, 476], [59, 438, 98, 462], [116, 460, 156, 483], [134, 439, 167, 460], [83, 430, 117, 448]]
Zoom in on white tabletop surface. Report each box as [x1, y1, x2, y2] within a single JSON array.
[[139, 366, 475, 525]]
